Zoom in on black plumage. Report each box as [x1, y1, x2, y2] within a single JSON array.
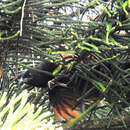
[[20, 59, 130, 120], [20, 60, 81, 120], [22, 61, 57, 87]]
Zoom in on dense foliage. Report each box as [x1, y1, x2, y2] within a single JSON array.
[[0, 0, 130, 129]]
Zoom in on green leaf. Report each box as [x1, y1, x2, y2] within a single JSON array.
[[122, 1, 129, 15], [66, 99, 101, 128], [92, 80, 106, 93], [106, 23, 112, 43], [104, 7, 111, 17], [51, 51, 75, 55], [2, 0, 22, 8], [0, 31, 20, 40], [4, 7, 21, 14], [77, 41, 101, 53], [115, 106, 127, 128], [52, 65, 62, 75]]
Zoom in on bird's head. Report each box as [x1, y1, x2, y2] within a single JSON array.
[[19, 61, 57, 88]]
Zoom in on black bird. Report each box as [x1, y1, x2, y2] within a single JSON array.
[[21, 61, 57, 87], [21, 59, 130, 120], [20, 60, 81, 120]]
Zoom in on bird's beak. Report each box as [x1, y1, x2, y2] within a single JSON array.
[[18, 77, 24, 86], [18, 77, 31, 86]]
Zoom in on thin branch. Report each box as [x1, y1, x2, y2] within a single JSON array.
[[20, 0, 27, 36], [64, 114, 130, 130]]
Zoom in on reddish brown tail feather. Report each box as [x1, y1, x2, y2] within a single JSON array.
[[53, 102, 80, 120], [49, 86, 80, 120], [52, 96, 97, 120], [0, 67, 2, 80]]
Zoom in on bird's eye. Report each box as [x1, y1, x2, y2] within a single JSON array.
[[28, 72, 32, 76], [23, 71, 32, 78]]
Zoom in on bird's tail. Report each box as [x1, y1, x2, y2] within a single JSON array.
[[49, 86, 80, 121]]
